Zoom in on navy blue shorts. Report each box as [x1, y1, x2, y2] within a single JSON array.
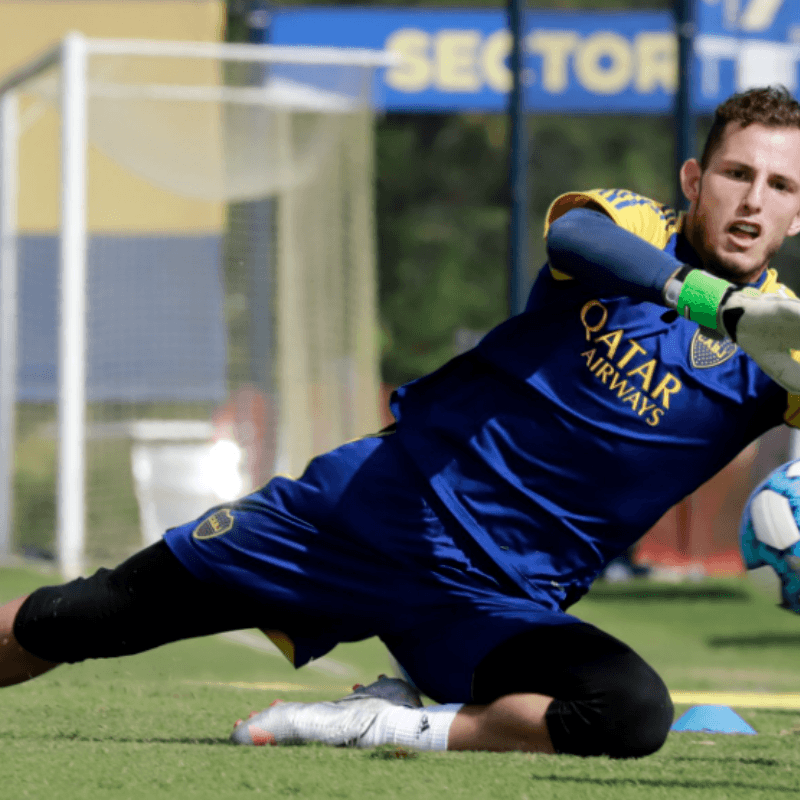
[[164, 433, 583, 703]]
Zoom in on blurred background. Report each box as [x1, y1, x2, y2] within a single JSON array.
[[0, 0, 797, 580]]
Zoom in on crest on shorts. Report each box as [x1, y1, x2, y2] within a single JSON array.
[[690, 328, 738, 369], [193, 509, 235, 540]]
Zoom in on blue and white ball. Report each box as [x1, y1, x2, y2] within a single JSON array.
[[741, 459, 800, 613]]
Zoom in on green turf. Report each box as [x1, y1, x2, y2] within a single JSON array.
[[1, 568, 799, 799]]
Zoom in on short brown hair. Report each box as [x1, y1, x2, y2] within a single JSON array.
[[700, 85, 800, 169]]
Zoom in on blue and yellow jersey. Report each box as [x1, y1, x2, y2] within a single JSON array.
[[391, 189, 795, 607]]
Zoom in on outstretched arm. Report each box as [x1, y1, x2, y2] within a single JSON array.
[[546, 207, 683, 304], [547, 207, 800, 394]]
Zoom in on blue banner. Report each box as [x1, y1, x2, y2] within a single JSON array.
[[695, 0, 799, 108], [268, 3, 799, 113]]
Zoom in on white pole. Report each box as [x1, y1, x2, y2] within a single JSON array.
[[0, 91, 19, 564], [58, 32, 88, 579], [85, 37, 397, 67]]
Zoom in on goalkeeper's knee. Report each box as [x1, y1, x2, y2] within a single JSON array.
[[545, 659, 673, 758], [472, 622, 674, 759]]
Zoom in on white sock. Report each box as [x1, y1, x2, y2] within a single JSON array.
[[357, 703, 463, 751]]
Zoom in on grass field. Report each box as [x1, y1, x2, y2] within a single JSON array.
[[1, 565, 799, 799]]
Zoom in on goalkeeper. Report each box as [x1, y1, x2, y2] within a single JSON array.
[[2, 86, 800, 759]]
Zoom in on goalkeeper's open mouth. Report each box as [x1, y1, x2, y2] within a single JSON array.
[[726, 221, 761, 249], [727, 220, 761, 239]]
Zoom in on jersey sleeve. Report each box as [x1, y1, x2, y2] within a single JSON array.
[[759, 269, 800, 428], [544, 189, 679, 280]]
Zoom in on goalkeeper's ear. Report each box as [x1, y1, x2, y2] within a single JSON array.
[[787, 208, 800, 238], [679, 159, 702, 206]]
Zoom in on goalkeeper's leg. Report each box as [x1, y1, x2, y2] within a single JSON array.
[[461, 622, 673, 758], [0, 595, 60, 686], [0, 540, 266, 687], [231, 619, 672, 758]]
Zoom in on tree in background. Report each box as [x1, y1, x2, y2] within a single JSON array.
[[226, 0, 800, 388]]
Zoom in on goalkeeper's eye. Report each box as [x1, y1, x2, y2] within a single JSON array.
[[725, 167, 748, 181]]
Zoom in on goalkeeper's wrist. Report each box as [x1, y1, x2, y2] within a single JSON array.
[[663, 267, 735, 332]]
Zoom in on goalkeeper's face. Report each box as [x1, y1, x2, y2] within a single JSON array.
[[681, 122, 800, 284]]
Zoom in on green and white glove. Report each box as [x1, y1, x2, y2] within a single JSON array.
[[664, 267, 800, 393]]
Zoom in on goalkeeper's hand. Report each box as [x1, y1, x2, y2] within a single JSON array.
[[665, 267, 800, 393]]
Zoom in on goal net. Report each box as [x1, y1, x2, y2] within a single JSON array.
[[0, 34, 388, 577]]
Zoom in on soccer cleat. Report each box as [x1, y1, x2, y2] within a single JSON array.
[[230, 675, 422, 746], [346, 674, 422, 708], [230, 695, 394, 747]]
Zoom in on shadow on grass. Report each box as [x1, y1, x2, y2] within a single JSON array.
[[48, 734, 231, 746], [707, 632, 800, 648], [670, 756, 781, 767], [586, 584, 751, 603], [529, 774, 798, 793]]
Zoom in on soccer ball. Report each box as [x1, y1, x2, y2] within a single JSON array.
[[740, 459, 800, 613]]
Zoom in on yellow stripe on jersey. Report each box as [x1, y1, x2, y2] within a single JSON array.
[[544, 189, 680, 280], [262, 629, 296, 666], [760, 268, 796, 299]]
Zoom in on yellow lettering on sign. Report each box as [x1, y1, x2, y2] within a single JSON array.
[[386, 29, 432, 92], [574, 32, 633, 95], [385, 26, 678, 100], [635, 32, 677, 93], [436, 30, 482, 92], [482, 29, 513, 93], [527, 30, 579, 93]]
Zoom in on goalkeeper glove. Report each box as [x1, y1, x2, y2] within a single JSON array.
[[664, 266, 800, 394]]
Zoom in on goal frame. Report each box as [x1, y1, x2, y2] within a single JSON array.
[[0, 32, 393, 578]]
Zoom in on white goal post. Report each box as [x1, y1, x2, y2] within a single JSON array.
[[0, 33, 394, 578]]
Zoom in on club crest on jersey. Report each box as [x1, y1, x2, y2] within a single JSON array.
[[690, 329, 738, 369], [193, 509, 235, 540]]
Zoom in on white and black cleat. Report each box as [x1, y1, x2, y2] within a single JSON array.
[[230, 675, 422, 747], [230, 695, 394, 747]]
